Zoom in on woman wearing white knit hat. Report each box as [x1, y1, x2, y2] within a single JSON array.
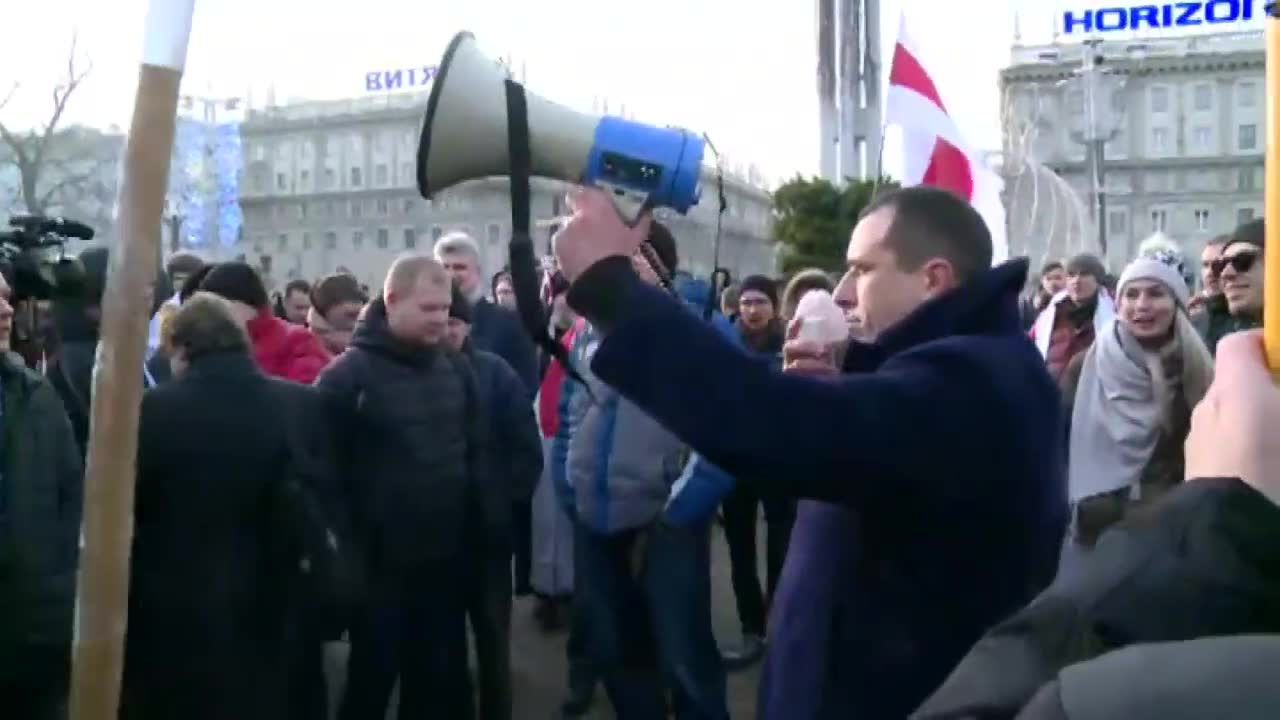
[[1060, 253, 1215, 563]]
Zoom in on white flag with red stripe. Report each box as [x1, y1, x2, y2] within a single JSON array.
[[886, 15, 1009, 264]]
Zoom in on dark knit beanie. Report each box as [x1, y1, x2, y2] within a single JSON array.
[[739, 274, 779, 308], [199, 261, 269, 309], [449, 283, 472, 324], [1224, 218, 1264, 254], [640, 221, 679, 284], [1065, 253, 1106, 280]]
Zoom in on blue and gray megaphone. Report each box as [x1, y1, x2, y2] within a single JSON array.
[[416, 32, 705, 222]]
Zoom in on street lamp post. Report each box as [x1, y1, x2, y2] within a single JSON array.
[[1075, 38, 1118, 259]]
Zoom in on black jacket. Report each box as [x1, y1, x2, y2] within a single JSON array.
[[913, 477, 1280, 719], [466, 343, 542, 547], [471, 298, 539, 398], [315, 299, 481, 574], [0, 351, 83, 669], [122, 351, 330, 720]]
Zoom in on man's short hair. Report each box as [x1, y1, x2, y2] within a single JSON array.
[[168, 292, 251, 362], [434, 232, 482, 267], [165, 252, 205, 278], [311, 273, 369, 316], [384, 253, 450, 298], [860, 186, 993, 283], [284, 279, 311, 298]]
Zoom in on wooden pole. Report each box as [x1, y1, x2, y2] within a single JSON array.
[[1266, 5, 1280, 376], [69, 2, 196, 718]]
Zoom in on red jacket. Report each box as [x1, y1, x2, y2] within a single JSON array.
[[246, 309, 331, 384], [537, 320, 582, 439]]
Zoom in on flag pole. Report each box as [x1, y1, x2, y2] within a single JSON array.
[[1265, 3, 1280, 377], [69, 1, 196, 718]]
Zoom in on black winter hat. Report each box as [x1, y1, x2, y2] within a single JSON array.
[[739, 274, 779, 308], [449, 282, 472, 324], [199, 261, 269, 309]]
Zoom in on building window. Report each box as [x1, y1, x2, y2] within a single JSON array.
[[1150, 86, 1169, 113], [350, 167, 363, 187], [324, 168, 336, 188], [1192, 126, 1211, 151], [376, 228, 389, 249], [375, 163, 389, 186], [1194, 209, 1210, 231], [353, 230, 365, 249], [253, 234, 265, 253], [487, 223, 501, 245], [326, 200, 336, 217], [1150, 127, 1169, 154], [1237, 207, 1256, 225], [431, 225, 443, 241], [1193, 84, 1212, 111], [1108, 209, 1128, 235], [1150, 209, 1168, 233], [276, 172, 287, 190], [377, 198, 389, 215], [302, 232, 312, 250], [351, 200, 363, 219], [277, 233, 289, 251], [1239, 168, 1256, 191], [298, 203, 307, 219], [1237, 81, 1256, 108], [404, 228, 416, 249], [300, 169, 310, 187], [1238, 124, 1258, 151], [401, 162, 413, 185], [402, 198, 415, 214], [324, 231, 337, 250]]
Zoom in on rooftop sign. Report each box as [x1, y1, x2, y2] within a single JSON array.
[[364, 66, 439, 93], [1062, 1, 1272, 35]]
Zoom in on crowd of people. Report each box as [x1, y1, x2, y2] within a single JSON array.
[[0, 183, 1277, 720]]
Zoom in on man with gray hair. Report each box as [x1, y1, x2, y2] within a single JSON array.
[[435, 232, 539, 395], [317, 253, 481, 720]]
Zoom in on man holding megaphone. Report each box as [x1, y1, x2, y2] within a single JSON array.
[[417, 30, 1063, 719]]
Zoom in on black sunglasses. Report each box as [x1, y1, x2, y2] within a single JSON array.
[[1210, 251, 1260, 277]]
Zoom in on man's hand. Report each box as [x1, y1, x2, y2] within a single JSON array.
[[1185, 330, 1280, 506], [783, 318, 840, 376], [552, 187, 651, 282]]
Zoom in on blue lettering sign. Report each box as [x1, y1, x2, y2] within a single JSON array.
[[363, 65, 440, 93], [1061, 0, 1269, 34]]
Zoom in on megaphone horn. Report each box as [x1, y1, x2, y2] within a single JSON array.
[[416, 31, 706, 222]]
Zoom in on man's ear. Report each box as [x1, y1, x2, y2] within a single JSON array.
[[921, 259, 958, 295]]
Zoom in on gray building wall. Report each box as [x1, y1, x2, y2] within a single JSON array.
[[1000, 31, 1264, 272], [235, 92, 776, 293]]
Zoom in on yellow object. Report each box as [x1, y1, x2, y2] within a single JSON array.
[[1267, 11, 1280, 376]]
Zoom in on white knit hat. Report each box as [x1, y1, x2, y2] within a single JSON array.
[[1117, 256, 1191, 309]]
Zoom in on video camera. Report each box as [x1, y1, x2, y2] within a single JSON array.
[[0, 214, 93, 301]]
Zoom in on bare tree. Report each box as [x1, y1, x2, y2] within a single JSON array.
[[0, 34, 116, 217]]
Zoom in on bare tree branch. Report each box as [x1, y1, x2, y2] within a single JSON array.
[[0, 82, 17, 112]]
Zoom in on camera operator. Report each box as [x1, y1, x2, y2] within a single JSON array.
[[0, 262, 85, 719], [553, 185, 1066, 719]]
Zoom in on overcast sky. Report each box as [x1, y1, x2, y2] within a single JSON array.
[[1, 1, 1260, 185]]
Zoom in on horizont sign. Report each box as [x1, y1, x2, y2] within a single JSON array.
[[1062, 1, 1275, 35], [365, 66, 439, 92]]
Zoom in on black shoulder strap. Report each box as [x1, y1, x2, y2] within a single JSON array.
[[503, 79, 581, 387]]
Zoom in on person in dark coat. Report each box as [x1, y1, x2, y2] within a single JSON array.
[[0, 268, 83, 720], [435, 232, 539, 395], [913, 329, 1280, 719], [317, 254, 481, 720], [121, 292, 329, 720], [445, 283, 543, 720], [552, 185, 1066, 719]]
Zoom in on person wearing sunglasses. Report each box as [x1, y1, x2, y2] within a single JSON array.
[[1202, 219, 1264, 355]]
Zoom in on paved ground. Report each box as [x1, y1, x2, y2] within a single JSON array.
[[324, 524, 765, 719], [509, 526, 763, 719]]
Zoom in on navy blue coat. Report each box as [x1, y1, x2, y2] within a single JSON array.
[[566, 256, 1067, 720], [470, 298, 539, 399]]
